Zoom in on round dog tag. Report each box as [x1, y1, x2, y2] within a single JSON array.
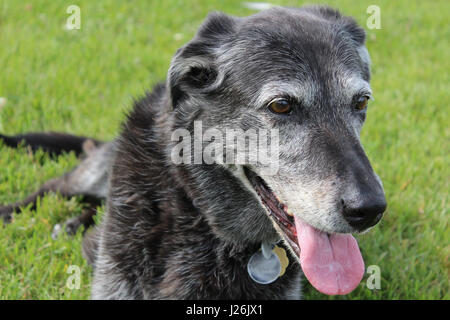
[[247, 250, 281, 284]]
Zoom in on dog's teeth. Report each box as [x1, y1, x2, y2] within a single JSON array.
[[286, 208, 294, 217]]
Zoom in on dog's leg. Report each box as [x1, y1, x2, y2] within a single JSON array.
[[0, 131, 103, 222], [0, 132, 103, 157], [52, 204, 98, 239], [1, 142, 112, 224], [0, 173, 103, 225], [0, 174, 84, 223], [66, 205, 98, 235]]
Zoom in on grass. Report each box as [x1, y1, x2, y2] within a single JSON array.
[[0, 0, 448, 300]]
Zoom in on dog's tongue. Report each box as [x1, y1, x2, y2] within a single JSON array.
[[294, 217, 364, 295]]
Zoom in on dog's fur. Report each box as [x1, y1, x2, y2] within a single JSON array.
[[0, 6, 386, 299]]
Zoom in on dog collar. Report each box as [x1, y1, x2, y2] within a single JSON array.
[[247, 242, 289, 284]]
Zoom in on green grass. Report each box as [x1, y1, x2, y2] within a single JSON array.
[[0, 0, 448, 300]]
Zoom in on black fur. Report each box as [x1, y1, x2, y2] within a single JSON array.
[[90, 6, 384, 299], [1, 5, 386, 300], [91, 87, 302, 299]]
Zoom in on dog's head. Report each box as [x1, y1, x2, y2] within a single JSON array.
[[167, 6, 386, 295]]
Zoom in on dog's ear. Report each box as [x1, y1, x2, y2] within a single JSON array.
[[167, 12, 237, 108]]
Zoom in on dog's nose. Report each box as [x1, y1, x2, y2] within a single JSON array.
[[342, 196, 387, 231]]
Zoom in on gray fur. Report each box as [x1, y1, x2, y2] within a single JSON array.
[[0, 5, 386, 300], [91, 6, 385, 299]]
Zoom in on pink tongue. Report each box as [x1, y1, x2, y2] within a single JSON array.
[[294, 217, 365, 295]]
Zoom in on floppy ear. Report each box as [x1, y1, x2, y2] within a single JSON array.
[[167, 12, 237, 108]]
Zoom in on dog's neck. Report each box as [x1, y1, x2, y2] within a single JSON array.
[[99, 89, 302, 299], [106, 168, 302, 299]]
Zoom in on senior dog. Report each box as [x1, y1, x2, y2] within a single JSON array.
[[1, 6, 386, 299]]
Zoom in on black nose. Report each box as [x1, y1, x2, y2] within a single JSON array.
[[342, 196, 387, 231]]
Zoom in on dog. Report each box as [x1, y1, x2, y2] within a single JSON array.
[[0, 6, 386, 299]]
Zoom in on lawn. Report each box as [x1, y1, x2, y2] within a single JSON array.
[[0, 0, 448, 299]]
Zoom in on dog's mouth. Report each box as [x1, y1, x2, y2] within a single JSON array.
[[243, 167, 300, 255], [243, 166, 365, 295]]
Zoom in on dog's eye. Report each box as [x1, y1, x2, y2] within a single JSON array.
[[268, 99, 292, 114], [355, 96, 369, 111]]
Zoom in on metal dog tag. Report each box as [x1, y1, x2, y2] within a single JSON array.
[[247, 244, 281, 285]]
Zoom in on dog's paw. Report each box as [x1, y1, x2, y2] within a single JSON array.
[[51, 223, 63, 239], [51, 217, 82, 239], [65, 217, 82, 235], [0, 205, 14, 224]]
